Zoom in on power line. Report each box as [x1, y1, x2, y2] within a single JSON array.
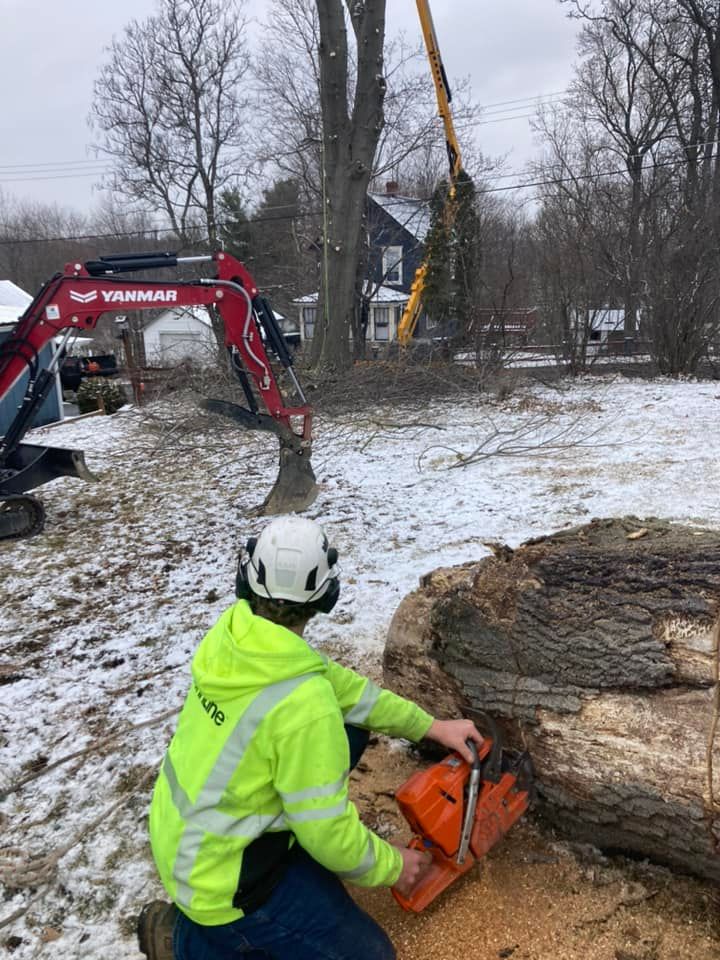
[[0, 159, 106, 171], [0, 149, 711, 249], [0, 91, 569, 183], [0, 169, 111, 185], [478, 91, 567, 110]]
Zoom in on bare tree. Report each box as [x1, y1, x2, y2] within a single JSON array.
[[90, 0, 252, 249], [0, 191, 89, 294], [309, 0, 387, 372], [558, 0, 720, 373], [574, 5, 671, 343], [255, 0, 486, 370]]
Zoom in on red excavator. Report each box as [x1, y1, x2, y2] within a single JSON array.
[[0, 250, 317, 541]]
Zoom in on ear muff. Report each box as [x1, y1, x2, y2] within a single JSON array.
[[312, 576, 340, 614], [235, 556, 252, 600], [235, 536, 259, 600]]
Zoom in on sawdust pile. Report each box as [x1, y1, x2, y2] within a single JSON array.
[[350, 739, 720, 960]]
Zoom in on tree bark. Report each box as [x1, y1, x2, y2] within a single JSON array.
[[312, 0, 386, 372], [383, 517, 720, 882]]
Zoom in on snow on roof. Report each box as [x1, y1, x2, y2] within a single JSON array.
[[145, 305, 284, 330], [368, 193, 431, 242], [0, 279, 31, 327], [0, 279, 32, 309], [144, 306, 213, 330], [293, 284, 409, 306]]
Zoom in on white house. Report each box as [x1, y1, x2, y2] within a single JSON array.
[[143, 305, 296, 366], [294, 285, 410, 344], [571, 308, 637, 356], [142, 307, 216, 365]]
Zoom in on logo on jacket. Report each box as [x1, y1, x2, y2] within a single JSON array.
[[194, 683, 226, 726]]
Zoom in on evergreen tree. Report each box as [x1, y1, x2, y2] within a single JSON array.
[[422, 179, 453, 331], [422, 169, 481, 338], [218, 188, 254, 262], [453, 170, 481, 333], [219, 179, 305, 317]]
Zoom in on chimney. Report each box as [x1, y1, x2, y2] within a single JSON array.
[[385, 181, 400, 196]]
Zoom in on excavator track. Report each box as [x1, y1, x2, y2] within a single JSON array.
[[0, 494, 46, 541]]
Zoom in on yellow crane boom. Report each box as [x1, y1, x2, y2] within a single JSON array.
[[397, 0, 464, 346]]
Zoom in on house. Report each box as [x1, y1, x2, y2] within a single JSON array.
[[294, 284, 409, 344], [142, 305, 297, 365], [0, 280, 64, 434], [296, 183, 432, 345], [142, 306, 216, 365], [573, 308, 632, 355]]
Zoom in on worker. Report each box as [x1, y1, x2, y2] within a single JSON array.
[[138, 516, 483, 960]]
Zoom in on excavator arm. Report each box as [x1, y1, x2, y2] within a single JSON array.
[[0, 251, 316, 541], [397, 0, 464, 346]]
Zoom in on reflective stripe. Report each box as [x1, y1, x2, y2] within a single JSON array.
[[337, 837, 377, 880], [343, 680, 381, 725], [284, 799, 348, 824], [168, 672, 316, 908], [163, 754, 192, 816], [279, 771, 348, 805], [165, 755, 285, 837]]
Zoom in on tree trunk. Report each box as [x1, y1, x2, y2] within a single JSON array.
[[383, 517, 720, 883], [312, 0, 386, 372]]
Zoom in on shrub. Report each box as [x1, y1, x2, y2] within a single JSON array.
[[76, 378, 127, 415]]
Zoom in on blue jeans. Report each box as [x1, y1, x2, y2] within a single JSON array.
[[173, 726, 396, 960]]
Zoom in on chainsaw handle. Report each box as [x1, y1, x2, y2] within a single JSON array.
[[466, 738, 481, 771]]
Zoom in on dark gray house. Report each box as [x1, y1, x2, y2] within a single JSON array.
[[295, 184, 432, 345]]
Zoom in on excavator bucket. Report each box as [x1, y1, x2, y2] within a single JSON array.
[[0, 442, 98, 541], [261, 440, 318, 516], [201, 398, 318, 516], [1, 442, 98, 494]]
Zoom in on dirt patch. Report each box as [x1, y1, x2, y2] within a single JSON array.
[[350, 738, 720, 960]]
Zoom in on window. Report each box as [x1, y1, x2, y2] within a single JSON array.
[[373, 306, 390, 341], [424, 311, 438, 331], [382, 245, 403, 285], [303, 306, 317, 340]]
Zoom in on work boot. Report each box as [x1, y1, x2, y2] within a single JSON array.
[[137, 900, 176, 960]]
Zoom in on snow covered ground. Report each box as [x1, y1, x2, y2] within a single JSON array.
[[1, 374, 719, 957]]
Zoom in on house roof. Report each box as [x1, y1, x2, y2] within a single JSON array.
[[145, 305, 284, 331], [293, 284, 409, 306], [368, 193, 431, 243], [0, 279, 31, 327]]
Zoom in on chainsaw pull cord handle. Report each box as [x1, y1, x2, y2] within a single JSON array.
[[456, 739, 482, 865]]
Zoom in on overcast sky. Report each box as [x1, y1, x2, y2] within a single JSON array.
[[0, 0, 580, 212]]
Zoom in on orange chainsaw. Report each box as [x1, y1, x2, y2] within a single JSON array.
[[392, 729, 534, 912]]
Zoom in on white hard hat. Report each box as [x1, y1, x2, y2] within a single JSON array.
[[238, 517, 339, 610]]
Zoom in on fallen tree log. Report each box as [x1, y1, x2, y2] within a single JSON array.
[[383, 517, 720, 882]]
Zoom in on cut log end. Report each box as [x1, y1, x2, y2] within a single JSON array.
[[383, 517, 720, 883]]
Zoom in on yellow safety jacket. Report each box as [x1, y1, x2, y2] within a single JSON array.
[[149, 600, 434, 926]]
